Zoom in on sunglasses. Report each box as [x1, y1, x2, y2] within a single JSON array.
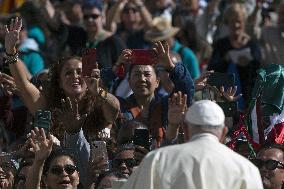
[[112, 158, 136, 168], [83, 14, 100, 20], [49, 164, 77, 175], [251, 159, 284, 170]]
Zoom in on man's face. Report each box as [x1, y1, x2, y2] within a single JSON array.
[[83, 7, 102, 33], [129, 65, 159, 98], [257, 148, 284, 189], [112, 150, 135, 177]]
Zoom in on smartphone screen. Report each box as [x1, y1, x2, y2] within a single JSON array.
[[82, 48, 97, 77], [33, 110, 51, 133], [131, 49, 158, 65], [133, 129, 150, 150], [207, 72, 235, 88]]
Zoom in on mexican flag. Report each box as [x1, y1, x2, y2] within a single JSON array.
[[247, 64, 284, 146]]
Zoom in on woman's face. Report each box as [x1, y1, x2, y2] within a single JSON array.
[[83, 7, 102, 33], [45, 156, 79, 189], [59, 58, 87, 99], [227, 12, 246, 37]]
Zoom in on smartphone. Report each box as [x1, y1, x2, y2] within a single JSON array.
[[131, 49, 158, 65], [133, 129, 150, 150], [91, 141, 108, 162], [217, 101, 238, 117], [33, 110, 52, 133], [207, 72, 235, 88], [82, 48, 97, 77]]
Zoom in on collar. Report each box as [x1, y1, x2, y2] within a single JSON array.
[[189, 133, 219, 142]]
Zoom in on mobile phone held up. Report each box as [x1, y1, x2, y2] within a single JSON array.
[[82, 48, 97, 77], [131, 49, 158, 65], [207, 72, 235, 88], [33, 110, 52, 133], [133, 128, 150, 150], [91, 141, 109, 171], [217, 101, 238, 117]]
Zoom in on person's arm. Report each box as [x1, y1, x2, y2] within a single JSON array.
[[154, 42, 194, 106], [105, 0, 127, 33], [130, 0, 152, 29], [26, 128, 53, 189], [64, 129, 90, 187], [86, 69, 120, 125], [39, 0, 61, 31], [5, 18, 47, 115]]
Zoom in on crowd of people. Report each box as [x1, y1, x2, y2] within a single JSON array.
[[0, 0, 284, 188]]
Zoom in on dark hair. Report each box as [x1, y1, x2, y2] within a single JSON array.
[[128, 64, 158, 80], [42, 148, 78, 175], [46, 56, 82, 109], [258, 144, 284, 160]]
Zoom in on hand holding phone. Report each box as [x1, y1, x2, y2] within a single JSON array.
[[90, 141, 109, 171], [33, 110, 52, 133], [82, 48, 97, 77]]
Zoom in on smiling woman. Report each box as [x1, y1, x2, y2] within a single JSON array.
[[4, 17, 120, 141]]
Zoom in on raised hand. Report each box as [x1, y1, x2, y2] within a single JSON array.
[[4, 17, 22, 54], [0, 72, 20, 96], [154, 41, 175, 71], [112, 49, 131, 73], [54, 97, 87, 134], [168, 92, 187, 126], [220, 86, 242, 102], [84, 62, 102, 96], [195, 70, 214, 91], [29, 128, 53, 163]]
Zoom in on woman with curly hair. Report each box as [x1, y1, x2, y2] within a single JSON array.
[[3, 17, 120, 141]]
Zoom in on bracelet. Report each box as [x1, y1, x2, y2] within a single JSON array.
[[4, 52, 19, 64], [98, 88, 108, 102]]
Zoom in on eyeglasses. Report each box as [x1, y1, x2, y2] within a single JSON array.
[[112, 158, 136, 168], [83, 14, 100, 20], [49, 164, 77, 175], [251, 159, 284, 170]]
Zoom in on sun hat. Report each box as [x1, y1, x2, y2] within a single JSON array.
[[144, 17, 179, 42], [185, 100, 225, 127]]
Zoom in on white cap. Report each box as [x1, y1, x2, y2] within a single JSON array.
[[185, 100, 225, 127]]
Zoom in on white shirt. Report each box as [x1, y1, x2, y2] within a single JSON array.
[[121, 133, 263, 189]]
